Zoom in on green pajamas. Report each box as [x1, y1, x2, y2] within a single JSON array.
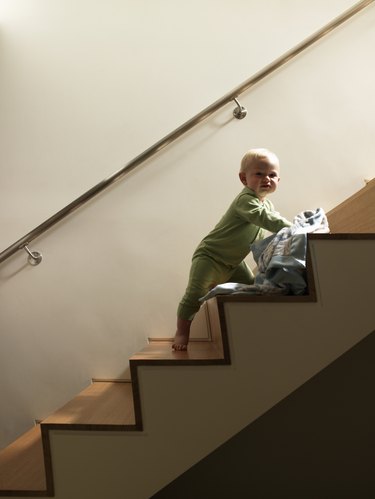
[[178, 187, 292, 321], [177, 256, 254, 321]]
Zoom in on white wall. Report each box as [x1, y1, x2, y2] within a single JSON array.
[[0, 0, 374, 449]]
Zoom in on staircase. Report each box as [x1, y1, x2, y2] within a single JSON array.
[[1, 178, 375, 498], [0, 233, 374, 498]]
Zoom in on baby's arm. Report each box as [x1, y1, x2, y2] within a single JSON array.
[[237, 196, 292, 233]]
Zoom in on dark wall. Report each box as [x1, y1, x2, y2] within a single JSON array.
[[152, 330, 375, 499]]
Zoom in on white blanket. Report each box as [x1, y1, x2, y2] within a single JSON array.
[[199, 208, 329, 302]]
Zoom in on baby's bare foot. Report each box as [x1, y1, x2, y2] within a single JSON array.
[[172, 331, 189, 351], [172, 318, 192, 351]]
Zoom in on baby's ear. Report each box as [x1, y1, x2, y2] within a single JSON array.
[[239, 172, 246, 185]]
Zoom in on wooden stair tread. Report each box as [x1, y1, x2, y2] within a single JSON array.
[[42, 381, 136, 427], [327, 177, 375, 233], [130, 339, 225, 362], [0, 425, 46, 492]]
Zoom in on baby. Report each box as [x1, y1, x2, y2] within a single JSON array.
[[173, 148, 292, 350]]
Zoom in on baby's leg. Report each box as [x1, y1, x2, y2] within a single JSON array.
[[228, 261, 255, 284], [173, 256, 231, 351]]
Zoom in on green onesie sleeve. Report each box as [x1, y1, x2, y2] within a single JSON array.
[[194, 187, 292, 266]]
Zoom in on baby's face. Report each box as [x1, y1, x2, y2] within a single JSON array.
[[239, 158, 280, 200]]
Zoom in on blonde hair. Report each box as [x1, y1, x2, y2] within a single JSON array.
[[240, 148, 279, 173]]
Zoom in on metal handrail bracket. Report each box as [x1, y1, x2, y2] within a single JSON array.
[[0, 0, 373, 264]]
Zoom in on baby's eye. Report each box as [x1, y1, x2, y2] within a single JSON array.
[[255, 172, 263, 176], [269, 173, 278, 178]]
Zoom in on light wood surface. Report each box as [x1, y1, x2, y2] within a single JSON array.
[[43, 381, 136, 427], [133, 339, 224, 362], [327, 178, 375, 233], [0, 425, 46, 491]]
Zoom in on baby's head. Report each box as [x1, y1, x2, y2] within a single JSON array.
[[239, 148, 281, 200], [240, 149, 279, 173]]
